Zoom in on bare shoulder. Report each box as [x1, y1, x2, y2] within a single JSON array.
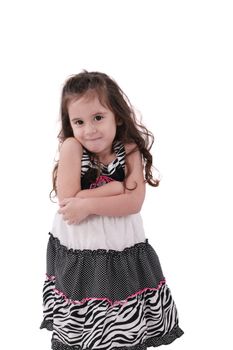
[[124, 142, 143, 167], [124, 143, 145, 185], [58, 136, 83, 172], [60, 137, 83, 152], [123, 142, 145, 210], [124, 142, 138, 155]]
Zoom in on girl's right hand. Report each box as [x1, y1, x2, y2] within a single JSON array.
[[58, 197, 91, 225]]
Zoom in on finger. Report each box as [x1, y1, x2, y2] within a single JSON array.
[[59, 198, 72, 206], [58, 208, 65, 214], [68, 220, 75, 225], [67, 218, 78, 225], [59, 202, 66, 207]]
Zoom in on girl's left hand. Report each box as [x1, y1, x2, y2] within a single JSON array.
[[58, 197, 90, 225]]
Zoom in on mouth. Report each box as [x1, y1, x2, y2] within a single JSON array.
[[87, 138, 101, 141]]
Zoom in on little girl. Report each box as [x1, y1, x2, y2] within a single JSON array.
[[40, 71, 184, 349]]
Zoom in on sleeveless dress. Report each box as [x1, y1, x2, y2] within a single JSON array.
[[40, 140, 184, 349]]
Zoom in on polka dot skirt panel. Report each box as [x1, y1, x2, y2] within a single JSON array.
[[41, 139, 185, 348], [46, 233, 165, 302]]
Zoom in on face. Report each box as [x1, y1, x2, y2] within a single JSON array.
[[68, 93, 118, 159]]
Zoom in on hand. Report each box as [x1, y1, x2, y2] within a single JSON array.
[[58, 197, 90, 225]]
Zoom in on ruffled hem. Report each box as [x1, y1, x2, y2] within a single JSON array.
[[52, 279, 166, 306], [45, 234, 165, 303], [48, 232, 149, 256], [40, 319, 53, 331], [51, 326, 184, 349]]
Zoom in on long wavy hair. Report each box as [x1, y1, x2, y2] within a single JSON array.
[[50, 70, 160, 200]]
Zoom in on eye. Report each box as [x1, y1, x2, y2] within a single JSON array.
[[74, 120, 83, 126], [94, 115, 103, 121]]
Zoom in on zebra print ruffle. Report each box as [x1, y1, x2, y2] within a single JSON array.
[[41, 234, 184, 348], [50, 325, 184, 349], [41, 279, 183, 349]]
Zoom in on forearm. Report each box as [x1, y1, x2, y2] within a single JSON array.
[[85, 191, 144, 216], [75, 181, 124, 199]]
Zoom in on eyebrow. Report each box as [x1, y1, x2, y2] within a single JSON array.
[[70, 111, 107, 122]]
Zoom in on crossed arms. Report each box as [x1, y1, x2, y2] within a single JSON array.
[[56, 138, 146, 223]]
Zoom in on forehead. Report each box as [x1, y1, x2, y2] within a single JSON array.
[[68, 92, 108, 117]]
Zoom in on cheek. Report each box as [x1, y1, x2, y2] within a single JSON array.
[[72, 129, 82, 139], [106, 118, 117, 131]]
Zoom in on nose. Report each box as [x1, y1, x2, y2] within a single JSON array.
[[85, 122, 97, 135]]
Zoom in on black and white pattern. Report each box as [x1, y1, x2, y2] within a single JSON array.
[[81, 140, 125, 176], [41, 273, 183, 350], [41, 235, 184, 349], [41, 140, 184, 348], [81, 140, 125, 189], [45, 234, 165, 302]]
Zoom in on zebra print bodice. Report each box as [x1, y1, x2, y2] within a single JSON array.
[[81, 140, 126, 190]]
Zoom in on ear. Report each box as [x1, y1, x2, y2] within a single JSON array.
[[116, 119, 123, 126]]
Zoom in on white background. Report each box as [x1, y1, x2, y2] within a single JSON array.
[[0, 1, 232, 349]]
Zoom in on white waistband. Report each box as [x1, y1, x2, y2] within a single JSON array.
[[51, 212, 146, 251]]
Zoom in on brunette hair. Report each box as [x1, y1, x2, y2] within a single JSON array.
[[50, 70, 160, 200]]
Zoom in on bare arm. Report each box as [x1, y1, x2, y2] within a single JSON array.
[[83, 143, 146, 216], [84, 191, 144, 216], [56, 137, 82, 203], [58, 143, 146, 222], [76, 181, 124, 198], [56, 137, 124, 202]]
